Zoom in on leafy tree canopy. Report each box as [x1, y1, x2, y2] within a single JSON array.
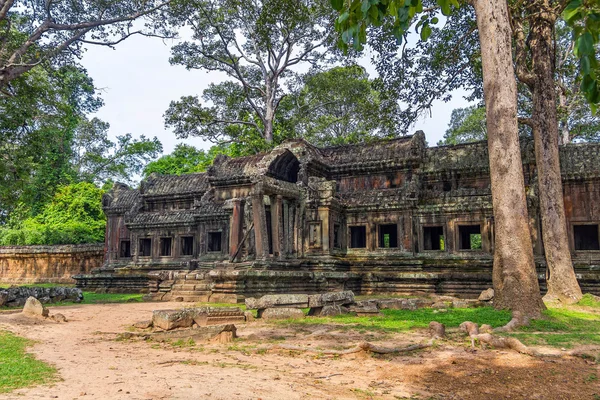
[[0, 182, 106, 245]]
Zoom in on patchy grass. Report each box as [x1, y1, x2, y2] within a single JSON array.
[[275, 307, 512, 333], [577, 293, 600, 309], [0, 331, 58, 393], [507, 307, 600, 348]]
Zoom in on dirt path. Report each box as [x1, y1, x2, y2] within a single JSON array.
[[1, 302, 598, 400]]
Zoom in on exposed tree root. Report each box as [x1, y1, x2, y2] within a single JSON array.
[[460, 320, 562, 357], [272, 341, 432, 355]]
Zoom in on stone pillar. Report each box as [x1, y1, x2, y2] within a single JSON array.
[[270, 195, 282, 258], [318, 207, 330, 253], [252, 195, 269, 259], [283, 200, 290, 256], [229, 199, 245, 260]]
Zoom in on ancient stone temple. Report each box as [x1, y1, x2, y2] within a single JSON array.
[[74, 132, 600, 301]]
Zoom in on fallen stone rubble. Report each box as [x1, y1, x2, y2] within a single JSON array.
[[0, 286, 83, 307], [151, 306, 246, 331]]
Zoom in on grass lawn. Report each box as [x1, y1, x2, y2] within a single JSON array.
[[272, 295, 600, 349], [0, 331, 57, 393]]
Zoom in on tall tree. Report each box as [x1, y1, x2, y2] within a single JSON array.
[[166, 0, 339, 143], [334, 0, 546, 320], [0, 0, 172, 88], [509, 0, 600, 304], [285, 64, 399, 145], [438, 106, 487, 145], [72, 117, 163, 185]]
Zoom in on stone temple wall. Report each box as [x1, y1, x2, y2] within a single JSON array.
[[0, 244, 104, 285]]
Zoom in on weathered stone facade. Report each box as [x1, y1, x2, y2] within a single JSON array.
[[0, 244, 103, 285], [74, 133, 600, 299]]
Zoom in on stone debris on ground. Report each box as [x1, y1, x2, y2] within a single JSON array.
[[0, 286, 83, 307], [22, 296, 50, 317], [259, 307, 305, 320], [478, 288, 495, 302], [151, 307, 245, 331]]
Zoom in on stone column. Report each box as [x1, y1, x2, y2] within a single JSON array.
[[229, 199, 245, 260], [270, 195, 282, 258], [318, 207, 330, 253], [283, 200, 290, 256], [252, 195, 269, 260]]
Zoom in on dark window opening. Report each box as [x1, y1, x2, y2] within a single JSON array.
[[459, 225, 482, 250], [333, 224, 342, 249], [120, 240, 131, 258], [423, 226, 445, 251], [387, 175, 398, 189], [159, 237, 172, 256], [266, 209, 274, 254], [139, 238, 152, 257], [379, 224, 398, 248], [443, 181, 452, 192], [350, 226, 367, 249], [574, 225, 600, 250], [207, 232, 222, 252], [181, 236, 194, 256]]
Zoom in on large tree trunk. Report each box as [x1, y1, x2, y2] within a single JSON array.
[[528, 9, 582, 304], [472, 0, 545, 319]]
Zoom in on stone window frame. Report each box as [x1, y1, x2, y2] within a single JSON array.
[[138, 237, 152, 258], [179, 235, 195, 257], [455, 222, 484, 252], [308, 221, 322, 249], [420, 224, 447, 253], [348, 225, 368, 249], [119, 239, 132, 259], [571, 222, 600, 252], [159, 236, 173, 257], [377, 223, 400, 250], [206, 231, 224, 253]]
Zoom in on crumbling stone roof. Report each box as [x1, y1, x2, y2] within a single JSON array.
[[320, 134, 424, 172], [141, 173, 209, 198], [127, 211, 197, 228], [102, 184, 140, 213], [560, 143, 600, 179]]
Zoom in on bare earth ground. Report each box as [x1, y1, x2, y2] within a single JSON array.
[[1, 302, 599, 400]]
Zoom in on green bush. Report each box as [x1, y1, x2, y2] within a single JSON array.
[[0, 182, 105, 245]]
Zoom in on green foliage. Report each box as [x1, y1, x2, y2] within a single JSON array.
[[563, 0, 600, 109], [285, 65, 400, 146], [143, 144, 213, 177], [333, 0, 459, 52], [167, 0, 338, 142], [73, 117, 163, 185], [0, 331, 58, 393], [438, 106, 487, 146], [0, 183, 106, 245]]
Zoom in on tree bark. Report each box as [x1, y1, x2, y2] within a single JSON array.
[[472, 0, 545, 319], [527, 7, 582, 304]]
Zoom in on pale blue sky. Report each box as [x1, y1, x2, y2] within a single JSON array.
[[80, 33, 474, 155]]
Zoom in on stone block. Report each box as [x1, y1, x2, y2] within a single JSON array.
[[152, 309, 194, 331], [210, 293, 244, 304], [0, 290, 7, 307], [478, 288, 494, 302], [431, 301, 453, 309], [348, 303, 381, 317], [191, 307, 245, 326], [150, 324, 237, 343], [308, 291, 354, 308], [259, 307, 305, 320], [22, 297, 49, 317], [245, 294, 309, 310], [310, 304, 351, 317], [133, 320, 153, 329]]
